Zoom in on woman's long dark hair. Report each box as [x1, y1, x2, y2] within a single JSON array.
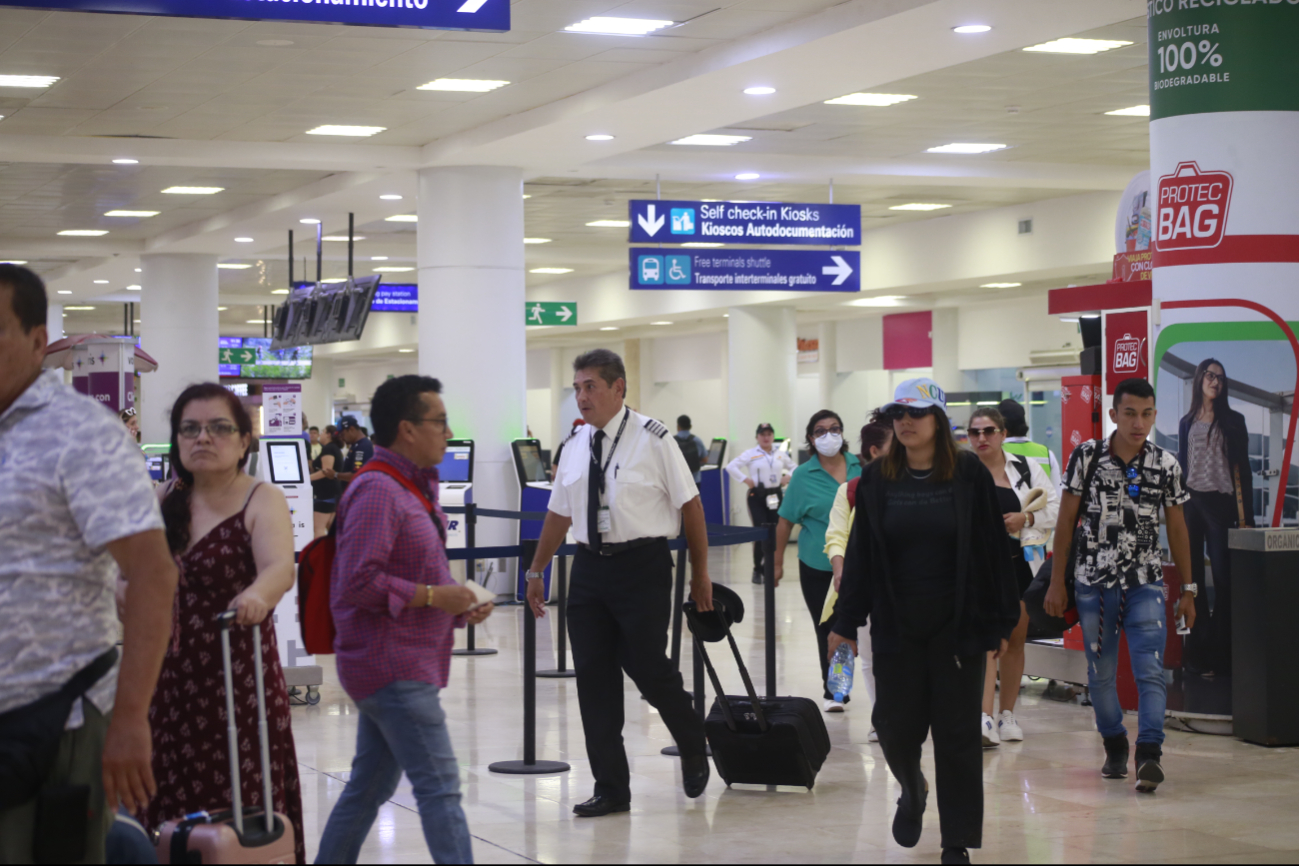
[[805, 409, 849, 456], [162, 383, 254, 554], [859, 412, 892, 462], [880, 406, 961, 483], [1185, 358, 1230, 437]]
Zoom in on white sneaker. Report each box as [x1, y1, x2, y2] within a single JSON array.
[[868, 728, 879, 743], [998, 710, 1024, 742], [824, 699, 845, 713], [981, 712, 1000, 747]]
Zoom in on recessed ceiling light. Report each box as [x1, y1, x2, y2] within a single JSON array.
[[926, 142, 1008, 154], [322, 235, 365, 242], [980, 282, 1022, 288], [585, 134, 614, 141], [104, 210, 159, 218], [112, 158, 139, 165], [320, 278, 348, 284], [306, 125, 386, 137], [0, 75, 59, 88], [57, 290, 72, 294], [524, 238, 552, 244], [600, 326, 620, 331], [681, 243, 723, 248], [234, 237, 254, 243], [371, 256, 389, 261], [217, 306, 228, 311], [670, 134, 752, 146], [93, 279, 109, 284], [846, 296, 907, 307], [734, 173, 760, 181], [245, 319, 266, 324], [952, 24, 992, 34], [134, 268, 141, 273], [1024, 38, 1132, 55], [65, 305, 96, 310], [650, 321, 673, 325], [373, 266, 414, 272], [218, 263, 252, 269], [565, 17, 673, 35], [58, 229, 108, 236], [300, 218, 321, 225], [530, 267, 573, 274], [162, 186, 223, 195], [586, 220, 630, 228], [379, 194, 403, 200], [889, 203, 951, 211], [126, 285, 141, 291], [1105, 104, 1150, 117], [398, 348, 415, 353], [522, 194, 531, 199], [824, 92, 917, 106], [744, 86, 776, 95], [271, 288, 290, 294], [417, 78, 509, 92], [385, 215, 418, 223]]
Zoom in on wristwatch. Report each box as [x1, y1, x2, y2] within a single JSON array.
[[525, 570, 546, 582], [1181, 583, 1198, 596]]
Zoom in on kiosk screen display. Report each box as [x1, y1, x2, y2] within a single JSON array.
[[515, 441, 548, 484], [266, 440, 304, 485], [438, 442, 473, 483], [706, 439, 726, 466]]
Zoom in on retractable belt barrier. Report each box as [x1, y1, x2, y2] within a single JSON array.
[[435, 501, 775, 776]]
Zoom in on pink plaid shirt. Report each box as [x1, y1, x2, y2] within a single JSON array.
[[330, 446, 463, 701]]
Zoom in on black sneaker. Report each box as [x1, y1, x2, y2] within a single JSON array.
[[751, 569, 764, 585], [891, 775, 928, 848], [941, 848, 971, 865], [1135, 744, 1164, 794], [1101, 734, 1129, 779]]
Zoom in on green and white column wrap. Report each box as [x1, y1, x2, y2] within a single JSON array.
[[1150, 0, 1299, 527]]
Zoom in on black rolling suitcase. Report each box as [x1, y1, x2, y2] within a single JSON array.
[[685, 603, 831, 789]]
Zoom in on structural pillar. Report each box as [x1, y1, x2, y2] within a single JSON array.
[[46, 303, 63, 342], [817, 321, 837, 413], [728, 305, 797, 523], [418, 166, 526, 548], [139, 253, 219, 444], [930, 307, 960, 391]]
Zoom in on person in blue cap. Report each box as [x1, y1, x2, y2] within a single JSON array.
[[828, 378, 1020, 866]]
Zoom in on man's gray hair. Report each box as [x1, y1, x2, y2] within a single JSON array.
[[573, 348, 626, 389]]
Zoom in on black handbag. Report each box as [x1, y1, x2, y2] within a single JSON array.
[[0, 648, 118, 810], [1024, 447, 1101, 635]]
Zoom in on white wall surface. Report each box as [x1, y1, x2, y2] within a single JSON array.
[[955, 294, 1082, 371]]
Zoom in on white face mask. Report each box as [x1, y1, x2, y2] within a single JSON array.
[[814, 432, 843, 457]]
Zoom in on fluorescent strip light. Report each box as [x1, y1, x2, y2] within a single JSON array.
[[271, 289, 290, 294], [65, 305, 96, 310], [670, 134, 751, 146], [980, 282, 1022, 288], [58, 290, 73, 294], [93, 279, 109, 283], [385, 215, 418, 223], [218, 263, 252, 269], [322, 236, 365, 242], [565, 17, 672, 36], [735, 173, 760, 181], [889, 203, 951, 211], [104, 210, 159, 218], [600, 326, 620, 331], [321, 278, 348, 284], [126, 285, 141, 291], [953, 25, 991, 34], [1105, 104, 1150, 117], [217, 306, 228, 311], [530, 268, 573, 274], [371, 256, 388, 261], [524, 238, 552, 244], [585, 134, 614, 141], [586, 220, 630, 228], [373, 266, 414, 272], [417, 78, 509, 92], [234, 237, 254, 243], [300, 218, 320, 224], [1023, 38, 1132, 55], [926, 142, 1008, 154], [824, 92, 917, 107], [744, 86, 776, 95], [162, 186, 223, 195], [112, 158, 138, 165], [0, 259, 27, 264], [650, 321, 673, 325], [245, 319, 266, 324], [58, 229, 108, 236], [306, 125, 386, 137], [380, 194, 403, 200], [398, 348, 415, 353], [0, 75, 59, 87], [846, 296, 906, 307]]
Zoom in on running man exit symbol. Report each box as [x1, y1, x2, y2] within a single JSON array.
[[524, 302, 578, 326]]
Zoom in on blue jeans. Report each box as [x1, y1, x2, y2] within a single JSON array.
[[316, 681, 472, 865], [1076, 581, 1167, 746]]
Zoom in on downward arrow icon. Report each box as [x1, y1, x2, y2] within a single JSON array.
[[822, 255, 853, 286], [638, 204, 665, 237], [557, 306, 573, 322]]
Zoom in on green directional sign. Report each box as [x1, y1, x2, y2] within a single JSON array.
[[219, 347, 257, 365], [525, 301, 578, 327]]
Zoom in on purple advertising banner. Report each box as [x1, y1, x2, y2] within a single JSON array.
[[88, 371, 121, 411]]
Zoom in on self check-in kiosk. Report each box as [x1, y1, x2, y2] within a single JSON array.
[[142, 443, 171, 484], [699, 437, 729, 526], [512, 438, 556, 601], [436, 440, 473, 582]]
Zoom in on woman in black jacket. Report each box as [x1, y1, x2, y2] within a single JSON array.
[[828, 379, 1019, 866], [1177, 358, 1254, 677]]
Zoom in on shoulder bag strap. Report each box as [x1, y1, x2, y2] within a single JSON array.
[[1065, 444, 1104, 584]]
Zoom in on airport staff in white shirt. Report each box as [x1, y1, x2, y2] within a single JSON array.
[[726, 423, 797, 583], [526, 348, 713, 819]]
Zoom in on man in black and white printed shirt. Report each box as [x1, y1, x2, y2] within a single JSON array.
[[1046, 378, 1196, 794]]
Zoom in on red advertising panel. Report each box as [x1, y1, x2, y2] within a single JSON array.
[[882, 310, 932, 370], [1061, 375, 1102, 471], [1105, 310, 1150, 394]]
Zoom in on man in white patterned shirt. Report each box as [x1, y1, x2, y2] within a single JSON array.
[[0, 264, 178, 863]]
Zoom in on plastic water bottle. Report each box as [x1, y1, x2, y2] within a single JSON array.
[[828, 642, 855, 702]]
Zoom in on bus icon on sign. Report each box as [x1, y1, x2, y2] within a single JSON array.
[[639, 256, 663, 284]]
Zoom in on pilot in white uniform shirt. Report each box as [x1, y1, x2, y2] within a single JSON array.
[[725, 444, 796, 490]]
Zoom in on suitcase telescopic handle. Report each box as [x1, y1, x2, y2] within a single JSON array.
[[683, 601, 770, 733], [213, 610, 276, 836]]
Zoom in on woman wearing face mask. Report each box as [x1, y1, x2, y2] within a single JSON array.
[[828, 379, 1019, 866], [775, 409, 862, 712], [968, 406, 1058, 747]]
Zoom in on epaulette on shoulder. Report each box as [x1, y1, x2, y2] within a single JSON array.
[[643, 418, 669, 439]]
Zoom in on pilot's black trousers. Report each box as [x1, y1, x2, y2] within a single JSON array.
[[567, 539, 706, 803]]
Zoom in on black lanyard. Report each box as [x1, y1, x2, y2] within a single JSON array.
[[591, 408, 630, 494]]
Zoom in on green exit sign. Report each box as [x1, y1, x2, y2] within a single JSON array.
[[219, 347, 257, 364], [525, 302, 577, 327]]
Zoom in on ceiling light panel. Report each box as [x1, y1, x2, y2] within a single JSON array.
[[322, 236, 365, 242], [1106, 105, 1150, 116], [980, 282, 1022, 288], [523, 238, 552, 244], [385, 215, 418, 223], [162, 186, 223, 195], [735, 173, 760, 181], [587, 220, 630, 228], [104, 210, 159, 217], [889, 203, 951, 211], [1, 259, 27, 264], [306, 125, 386, 136], [953, 25, 991, 34], [926, 143, 1008, 154], [1023, 38, 1133, 55], [218, 263, 252, 269], [585, 134, 614, 141], [565, 17, 673, 36], [58, 229, 108, 236], [530, 268, 573, 274], [0, 75, 59, 87], [379, 194, 403, 201], [373, 266, 414, 272], [744, 87, 776, 95], [112, 158, 138, 165], [670, 134, 751, 146], [824, 93, 917, 106], [417, 78, 509, 92], [847, 296, 906, 307]]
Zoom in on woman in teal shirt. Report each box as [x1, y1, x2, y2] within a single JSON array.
[[776, 409, 862, 711]]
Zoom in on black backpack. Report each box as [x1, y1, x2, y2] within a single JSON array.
[[676, 435, 703, 475]]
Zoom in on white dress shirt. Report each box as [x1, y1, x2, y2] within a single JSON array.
[[725, 445, 796, 489], [548, 406, 700, 544]]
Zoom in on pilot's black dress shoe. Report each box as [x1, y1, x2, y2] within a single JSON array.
[[572, 795, 631, 818], [682, 754, 710, 799]]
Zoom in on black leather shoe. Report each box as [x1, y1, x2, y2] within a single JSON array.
[[572, 795, 630, 818], [892, 775, 928, 848], [682, 755, 710, 799], [941, 847, 970, 865], [751, 569, 764, 585]]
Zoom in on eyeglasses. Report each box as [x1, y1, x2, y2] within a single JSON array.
[[969, 426, 1001, 439], [1203, 370, 1224, 384], [1125, 465, 1142, 500], [882, 406, 933, 421], [411, 415, 449, 431], [178, 421, 240, 439], [813, 426, 844, 438]]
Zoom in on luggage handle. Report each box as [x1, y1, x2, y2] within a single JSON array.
[[215, 611, 276, 837], [683, 601, 770, 732]]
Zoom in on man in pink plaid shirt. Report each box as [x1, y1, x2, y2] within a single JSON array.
[[317, 375, 493, 865]]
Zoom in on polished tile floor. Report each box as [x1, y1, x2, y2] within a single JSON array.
[[288, 546, 1299, 864]]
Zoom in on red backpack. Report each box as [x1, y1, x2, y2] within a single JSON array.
[[298, 461, 436, 655]]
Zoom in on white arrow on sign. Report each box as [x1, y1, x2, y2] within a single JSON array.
[[637, 203, 665, 237], [556, 305, 574, 322], [456, 0, 489, 11], [822, 255, 854, 286]]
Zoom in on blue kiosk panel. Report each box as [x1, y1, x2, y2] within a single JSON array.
[[698, 438, 728, 526], [513, 439, 554, 601]]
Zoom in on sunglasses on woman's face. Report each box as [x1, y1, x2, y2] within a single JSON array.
[[969, 426, 1001, 439], [882, 406, 933, 421]]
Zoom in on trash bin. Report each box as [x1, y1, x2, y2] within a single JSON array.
[[1230, 527, 1299, 746]]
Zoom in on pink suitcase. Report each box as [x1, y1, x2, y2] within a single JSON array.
[[155, 610, 296, 864]]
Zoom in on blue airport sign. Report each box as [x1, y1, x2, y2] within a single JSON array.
[[628, 200, 861, 246], [630, 248, 859, 292], [371, 283, 417, 312], [0, 0, 508, 31]]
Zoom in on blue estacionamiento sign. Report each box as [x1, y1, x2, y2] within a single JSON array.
[[628, 200, 861, 246], [0, 0, 508, 30], [629, 248, 860, 292], [371, 283, 417, 312]]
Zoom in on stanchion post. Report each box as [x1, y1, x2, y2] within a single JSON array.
[[669, 530, 687, 671], [490, 540, 570, 776], [763, 523, 777, 698], [455, 501, 498, 658], [536, 553, 575, 678]]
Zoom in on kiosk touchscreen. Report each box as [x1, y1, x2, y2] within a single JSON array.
[[699, 438, 729, 526], [255, 436, 314, 671], [142, 444, 171, 484], [437, 440, 473, 582], [705, 438, 727, 467], [512, 438, 557, 602]]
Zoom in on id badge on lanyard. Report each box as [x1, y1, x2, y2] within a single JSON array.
[[597, 506, 612, 534]]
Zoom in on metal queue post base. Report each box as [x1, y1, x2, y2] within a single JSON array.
[[535, 555, 577, 679], [450, 503, 499, 658]]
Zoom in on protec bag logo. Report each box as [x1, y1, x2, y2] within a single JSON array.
[[1113, 334, 1142, 375], [1156, 161, 1233, 251]]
